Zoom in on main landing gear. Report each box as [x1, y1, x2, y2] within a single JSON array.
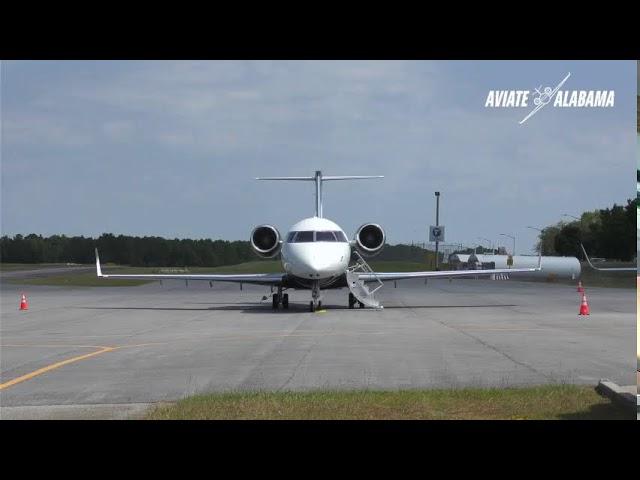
[[348, 292, 365, 309], [271, 286, 289, 310]]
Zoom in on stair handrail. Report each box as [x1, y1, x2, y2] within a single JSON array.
[[348, 250, 384, 295]]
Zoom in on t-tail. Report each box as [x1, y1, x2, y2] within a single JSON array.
[[256, 170, 383, 218]]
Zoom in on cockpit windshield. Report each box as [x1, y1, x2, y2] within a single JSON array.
[[316, 231, 336, 242], [293, 231, 314, 242], [287, 231, 348, 243]]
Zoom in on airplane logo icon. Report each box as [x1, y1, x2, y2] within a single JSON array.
[[519, 72, 571, 125]]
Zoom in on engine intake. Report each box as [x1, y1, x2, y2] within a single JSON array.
[[354, 223, 385, 256], [250, 224, 282, 258]]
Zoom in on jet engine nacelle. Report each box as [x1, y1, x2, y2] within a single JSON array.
[[250, 224, 282, 258], [354, 223, 386, 257]]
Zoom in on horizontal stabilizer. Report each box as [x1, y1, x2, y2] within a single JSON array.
[[256, 175, 384, 181], [256, 170, 383, 218]]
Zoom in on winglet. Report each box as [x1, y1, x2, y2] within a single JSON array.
[[537, 248, 543, 270], [580, 243, 597, 270], [95, 248, 103, 277]]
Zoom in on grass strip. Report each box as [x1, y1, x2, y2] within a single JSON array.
[[145, 385, 631, 420]]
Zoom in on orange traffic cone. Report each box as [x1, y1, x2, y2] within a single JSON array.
[[576, 281, 584, 293], [19, 293, 29, 310], [578, 293, 589, 316]]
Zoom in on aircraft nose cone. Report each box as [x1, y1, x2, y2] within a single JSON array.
[[308, 259, 333, 277]]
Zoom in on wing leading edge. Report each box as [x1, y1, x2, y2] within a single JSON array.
[[359, 252, 543, 282], [95, 249, 285, 286]]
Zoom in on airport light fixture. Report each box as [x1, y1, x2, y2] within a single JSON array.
[[526, 226, 544, 255], [434, 191, 440, 271], [499, 233, 516, 255]]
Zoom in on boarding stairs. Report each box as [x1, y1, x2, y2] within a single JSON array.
[[346, 251, 384, 309]]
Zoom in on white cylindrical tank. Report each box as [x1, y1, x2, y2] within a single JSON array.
[[475, 254, 581, 280], [447, 253, 580, 279]]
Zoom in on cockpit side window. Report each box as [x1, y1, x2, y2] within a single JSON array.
[[286, 232, 296, 243], [316, 231, 337, 242], [332, 231, 348, 242]]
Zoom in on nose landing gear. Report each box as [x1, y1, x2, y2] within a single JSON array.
[[271, 286, 289, 310], [309, 280, 321, 312]]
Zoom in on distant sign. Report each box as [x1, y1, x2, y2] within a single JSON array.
[[429, 225, 445, 242]]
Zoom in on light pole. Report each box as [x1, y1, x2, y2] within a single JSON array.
[[526, 226, 544, 255], [434, 191, 440, 271], [499, 233, 516, 255]]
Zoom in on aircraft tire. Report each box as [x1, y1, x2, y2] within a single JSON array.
[[282, 294, 289, 309]]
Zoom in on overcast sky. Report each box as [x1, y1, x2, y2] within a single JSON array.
[[1, 60, 636, 253]]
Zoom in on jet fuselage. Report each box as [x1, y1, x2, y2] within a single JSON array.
[[280, 216, 351, 288]]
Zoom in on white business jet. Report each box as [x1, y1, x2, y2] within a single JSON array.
[[95, 171, 542, 311]]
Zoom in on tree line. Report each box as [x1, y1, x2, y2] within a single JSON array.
[[4, 196, 633, 266], [535, 198, 636, 261], [0, 234, 261, 267], [0, 233, 436, 267]]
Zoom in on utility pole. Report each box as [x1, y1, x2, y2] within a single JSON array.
[[526, 226, 544, 255], [435, 191, 440, 270]]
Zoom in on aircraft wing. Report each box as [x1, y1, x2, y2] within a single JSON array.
[[358, 253, 542, 282], [94, 249, 285, 286], [549, 72, 571, 98], [358, 266, 539, 282]]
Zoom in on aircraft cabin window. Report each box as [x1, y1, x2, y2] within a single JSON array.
[[294, 231, 314, 242], [316, 231, 337, 242]]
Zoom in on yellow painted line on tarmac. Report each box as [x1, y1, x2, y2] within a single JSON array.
[[0, 342, 161, 391], [0, 346, 117, 391], [315, 310, 327, 314]]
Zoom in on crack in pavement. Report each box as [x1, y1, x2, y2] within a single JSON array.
[[402, 298, 553, 382]]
